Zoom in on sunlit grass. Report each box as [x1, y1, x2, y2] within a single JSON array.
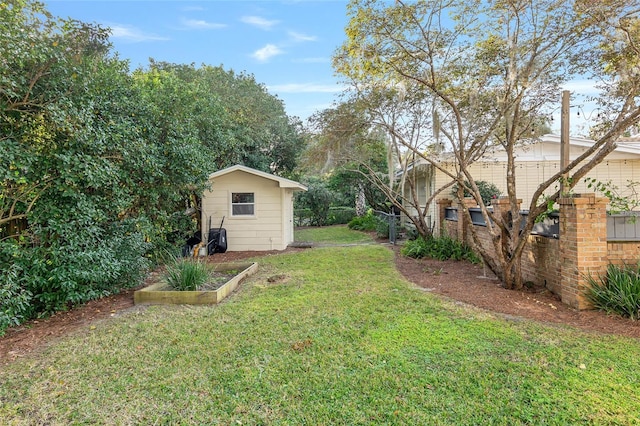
[[1, 241, 639, 424], [294, 224, 374, 244]]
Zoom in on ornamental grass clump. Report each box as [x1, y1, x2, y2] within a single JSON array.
[[164, 258, 210, 291], [587, 263, 640, 320]]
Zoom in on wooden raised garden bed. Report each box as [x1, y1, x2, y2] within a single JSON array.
[[134, 262, 257, 305]]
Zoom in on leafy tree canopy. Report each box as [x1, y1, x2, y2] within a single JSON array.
[[144, 61, 306, 177], [334, 0, 640, 289]]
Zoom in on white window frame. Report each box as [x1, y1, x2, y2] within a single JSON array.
[[231, 192, 256, 217]]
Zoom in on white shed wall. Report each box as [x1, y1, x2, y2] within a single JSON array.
[[202, 170, 288, 251]]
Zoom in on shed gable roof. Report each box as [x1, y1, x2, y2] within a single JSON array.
[[209, 165, 307, 191]]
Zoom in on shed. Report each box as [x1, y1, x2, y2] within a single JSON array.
[[201, 165, 307, 251]]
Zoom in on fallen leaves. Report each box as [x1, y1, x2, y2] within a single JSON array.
[[291, 339, 313, 352]]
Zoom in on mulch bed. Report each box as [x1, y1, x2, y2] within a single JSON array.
[[392, 245, 640, 339]]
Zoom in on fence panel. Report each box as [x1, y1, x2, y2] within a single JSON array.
[[607, 213, 640, 241], [373, 210, 401, 244], [469, 208, 487, 226], [522, 211, 560, 239], [444, 207, 458, 221], [442, 207, 640, 242], [444, 208, 560, 239]]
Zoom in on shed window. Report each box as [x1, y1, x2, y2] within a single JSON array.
[[232, 192, 255, 216]]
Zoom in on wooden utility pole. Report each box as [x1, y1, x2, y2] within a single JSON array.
[[560, 90, 570, 194]]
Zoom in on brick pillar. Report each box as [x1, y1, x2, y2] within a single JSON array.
[[490, 197, 522, 227], [558, 193, 609, 310], [458, 198, 477, 245], [437, 198, 452, 238]]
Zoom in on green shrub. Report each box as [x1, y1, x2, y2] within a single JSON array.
[[22, 221, 150, 316], [375, 217, 390, 238], [348, 210, 379, 232], [451, 180, 501, 205], [165, 258, 210, 291], [586, 264, 640, 320], [401, 235, 480, 263], [405, 226, 419, 241], [348, 210, 398, 238], [0, 262, 33, 335], [401, 236, 429, 258], [295, 207, 357, 226], [294, 178, 336, 226], [327, 207, 357, 225], [294, 208, 313, 226]]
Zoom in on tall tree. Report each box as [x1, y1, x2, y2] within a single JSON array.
[[334, 0, 640, 289], [302, 101, 391, 212], [348, 81, 457, 235], [0, 1, 215, 326], [146, 61, 305, 176], [0, 0, 154, 319]]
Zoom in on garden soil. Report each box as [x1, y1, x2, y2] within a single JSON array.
[[2, 243, 640, 365]]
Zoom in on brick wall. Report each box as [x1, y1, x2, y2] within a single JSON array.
[[442, 219, 457, 239], [521, 236, 562, 295], [439, 194, 621, 310], [607, 241, 640, 265], [438, 199, 456, 239]]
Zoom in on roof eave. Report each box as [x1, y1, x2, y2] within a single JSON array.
[[209, 164, 307, 191]]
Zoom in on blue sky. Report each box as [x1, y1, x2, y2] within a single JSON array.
[[44, 0, 350, 122], [43, 0, 600, 135]]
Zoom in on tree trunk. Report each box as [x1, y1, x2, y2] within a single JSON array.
[[355, 184, 367, 217], [502, 257, 523, 290]]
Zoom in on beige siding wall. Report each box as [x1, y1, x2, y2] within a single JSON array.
[[201, 171, 287, 251], [435, 159, 640, 208], [402, 167, 438, 231], [429, 159, 640, 235]]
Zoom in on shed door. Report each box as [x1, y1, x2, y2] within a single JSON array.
[[284, 190, 293, 245]]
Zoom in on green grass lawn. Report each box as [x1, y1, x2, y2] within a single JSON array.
[[1, 227, 639, 424], [294, 224, 375, 244]]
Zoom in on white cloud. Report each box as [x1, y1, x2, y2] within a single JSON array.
[[288, 31, 317, 42], [181, 18, 227, 30], [267, 82, 344, 94], [252, 44, 284, 62], [109, 25, 169, 42], [241, 15, 279, 30]]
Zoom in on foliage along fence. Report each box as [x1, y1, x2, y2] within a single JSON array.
[[372, 210, 400, 244], [439, 195, 640, 310], [294, 207, 356, 227]]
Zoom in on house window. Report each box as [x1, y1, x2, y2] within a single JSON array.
[[232, 192, 255, 216]]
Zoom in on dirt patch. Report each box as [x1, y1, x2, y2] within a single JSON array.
[[0, 288, 139, 365], [2, 244, 639, 365], [197, 271, 238, 291]]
